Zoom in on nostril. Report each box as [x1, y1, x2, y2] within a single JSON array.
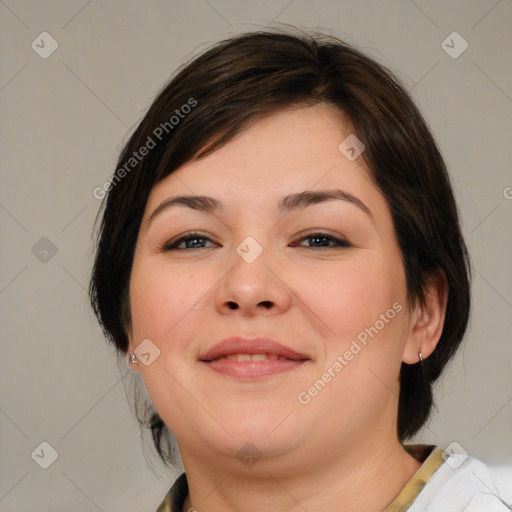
[[259, 301, 273, 309], [227, 301, 238, 310]]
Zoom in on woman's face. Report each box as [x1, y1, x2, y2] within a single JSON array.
[[128, 104, 414, 469]]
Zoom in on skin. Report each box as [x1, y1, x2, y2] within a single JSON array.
[[127, 103, 447, 512]]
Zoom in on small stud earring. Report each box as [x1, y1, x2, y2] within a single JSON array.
[[129, 353, 138, 365]]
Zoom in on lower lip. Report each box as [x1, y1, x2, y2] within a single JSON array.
[[201, 359, 307, 379]]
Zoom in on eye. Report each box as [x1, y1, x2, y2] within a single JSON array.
[[293, 232, 351, 248], [161, 231, 218, 251]]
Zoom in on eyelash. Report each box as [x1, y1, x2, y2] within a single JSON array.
[[161, 231, 352, 251]]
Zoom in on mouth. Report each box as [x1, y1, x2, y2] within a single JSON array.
[[199, 337, 310, 380]]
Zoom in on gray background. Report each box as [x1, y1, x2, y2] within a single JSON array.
[[1, 1, 511, 511]]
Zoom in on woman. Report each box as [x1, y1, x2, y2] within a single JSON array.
[[89, 30, 508, 511]]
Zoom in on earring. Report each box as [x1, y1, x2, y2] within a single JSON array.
[[129, 353, 138, 365]]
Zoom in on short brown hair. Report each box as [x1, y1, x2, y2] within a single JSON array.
[[89, 29, 471, 466]]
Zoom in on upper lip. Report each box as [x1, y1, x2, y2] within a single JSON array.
[[199, 336, 310, 362]]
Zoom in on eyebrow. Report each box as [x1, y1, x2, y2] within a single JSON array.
[[147, 189, 372, 226], [148, 195, 222, 226], [280, 189, 371, 217]]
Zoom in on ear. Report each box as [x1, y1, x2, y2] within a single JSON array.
[[126, 327, 140, 372], [402, 270, 448, 364], [126, 347, 140, 371], [127, 350, 140, 372]]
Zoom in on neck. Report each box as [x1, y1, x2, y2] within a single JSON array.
[[180, 437, 422, 512]]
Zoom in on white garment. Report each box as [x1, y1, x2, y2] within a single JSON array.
[[409, 452, 512, 511]]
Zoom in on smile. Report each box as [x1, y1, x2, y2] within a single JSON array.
[[220, 353, 290, 362], [201, 354, 309, 379], [198, 336, 310, 379]]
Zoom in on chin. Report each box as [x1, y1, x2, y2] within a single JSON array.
[[209, 430, 299, 468], [216, 410, 301, 450]]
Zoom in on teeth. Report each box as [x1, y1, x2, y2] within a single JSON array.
[[223, 353, 285, 362]]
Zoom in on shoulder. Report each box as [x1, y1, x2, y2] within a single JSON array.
[[155, 472, 188, 512], [409, 447, 512, 511]]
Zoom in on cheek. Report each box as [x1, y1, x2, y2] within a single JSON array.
[[297, 258, 404, 343], [128, 264, 212, 420], [295, 261, 408, 436], [129, 263, 202, 342]]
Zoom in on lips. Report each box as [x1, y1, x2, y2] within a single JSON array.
[[199, 336, 310, 379], [199, 336, 309, 362]]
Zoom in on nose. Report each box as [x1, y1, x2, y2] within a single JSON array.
[[215, 241, 292, 317]]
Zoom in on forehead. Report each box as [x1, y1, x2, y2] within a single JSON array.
[[146, 104, 377, 212]]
